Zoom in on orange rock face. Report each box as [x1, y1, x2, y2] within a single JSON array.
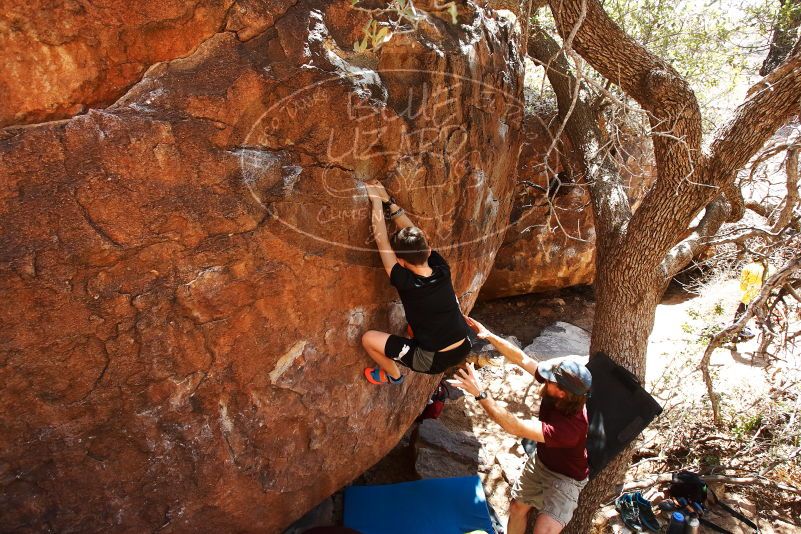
[[480, 113, 654, 298], [0, 1, 523, 531], [0, 0, 248, 128]]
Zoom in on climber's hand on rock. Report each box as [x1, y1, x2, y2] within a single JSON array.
[[464, 315, 491, 339], [366, 180, 390, 202], [364, 182, 384, 203], [447, 363, 483, 397]]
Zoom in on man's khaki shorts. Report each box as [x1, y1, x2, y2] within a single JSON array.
[[510, 454, 588, 526]]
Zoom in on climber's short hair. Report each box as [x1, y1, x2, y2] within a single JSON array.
[[390, 227, 430, 266]]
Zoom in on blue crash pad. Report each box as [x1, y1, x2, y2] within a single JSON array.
[[344, 476, 494, 534]]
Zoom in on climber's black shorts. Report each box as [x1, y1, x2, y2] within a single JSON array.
[[384, 336, 472, 374]]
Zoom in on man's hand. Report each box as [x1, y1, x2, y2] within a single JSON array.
[[464, 315, 491, 339], [447, 363, 485, 398]]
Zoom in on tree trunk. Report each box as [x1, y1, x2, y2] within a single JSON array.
[[564, 258, 664, 533], [590, 263, 663, 379]]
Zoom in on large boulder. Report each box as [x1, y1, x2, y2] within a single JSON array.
[[480, 112, 654, 298], [0, 1, 524, 531]]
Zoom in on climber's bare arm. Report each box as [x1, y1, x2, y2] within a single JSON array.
[[366, 183, 397, 276], [465, 316, 540, 377], [372, 181, 414, 229], [387, 201, 414, 230]]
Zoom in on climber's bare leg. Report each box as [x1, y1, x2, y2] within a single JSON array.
[[361, 330, 402, 379]]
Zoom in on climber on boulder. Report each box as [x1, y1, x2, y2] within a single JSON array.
[[360, 181, 472, 385]]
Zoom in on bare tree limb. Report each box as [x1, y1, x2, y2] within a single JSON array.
[[527, 25, 631, 245], [622, 472, 801, 495], [707, 54, 801, 189], [745, 200, 772, 218], [772, 144, 799, 231], [650, 53, 801, 276], [701, 135, 800, 248], [661, 195, 732, 278]]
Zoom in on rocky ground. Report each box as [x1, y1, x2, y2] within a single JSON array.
[[286, 281, 800, 533]]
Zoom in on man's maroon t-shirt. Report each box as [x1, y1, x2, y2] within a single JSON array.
[[535, 371, 589, 481]]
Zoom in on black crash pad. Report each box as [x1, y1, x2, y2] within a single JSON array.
[[586, 352, 663, 478]]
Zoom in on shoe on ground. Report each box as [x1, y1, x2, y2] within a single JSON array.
[[632, 492, 660, 532], [615, 492, 643, 532]]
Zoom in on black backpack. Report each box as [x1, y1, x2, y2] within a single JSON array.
[[669, 470, 709, 503]]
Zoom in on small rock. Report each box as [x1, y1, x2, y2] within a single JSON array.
[[415, 447, 479, 479], [523, 321, 590, 359], [415, 419, 482, 463], [414, 419, 486, 478]]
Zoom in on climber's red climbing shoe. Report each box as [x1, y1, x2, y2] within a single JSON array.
[[365, 366, 388, 384], [364, 366, 404, 385]]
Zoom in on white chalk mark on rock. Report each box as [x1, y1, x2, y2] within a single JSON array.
[[346, 307, 365, 346], [269, 340, 307, 383]]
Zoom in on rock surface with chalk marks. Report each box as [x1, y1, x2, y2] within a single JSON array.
[[0, 0, 524, 531]]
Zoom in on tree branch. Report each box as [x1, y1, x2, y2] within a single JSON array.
[[548, 0, 705, 272], [547, 0, 702, 189], [706, 53, 801, 187], [640, 37, 801, 277], [622, 472, 801, 495], [527, 26, 631, 245], [702, 138, 800, 248], [772, 144, 799, 232], [660, 194, 731, 278]]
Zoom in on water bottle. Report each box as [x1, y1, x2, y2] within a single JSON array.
[[666, 511, 686, 534], [686, 517, 700, 534]]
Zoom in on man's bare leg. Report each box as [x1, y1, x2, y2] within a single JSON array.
[[361, 330, 402, 379], [507, 499, 533, 534], [533, 512, 563, 534]]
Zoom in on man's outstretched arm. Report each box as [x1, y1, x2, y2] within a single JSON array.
[[465, 316, 540, 377], [449, 364, 545, 442], [480, 396, 545, 442], [366, 183, 397, 276]]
